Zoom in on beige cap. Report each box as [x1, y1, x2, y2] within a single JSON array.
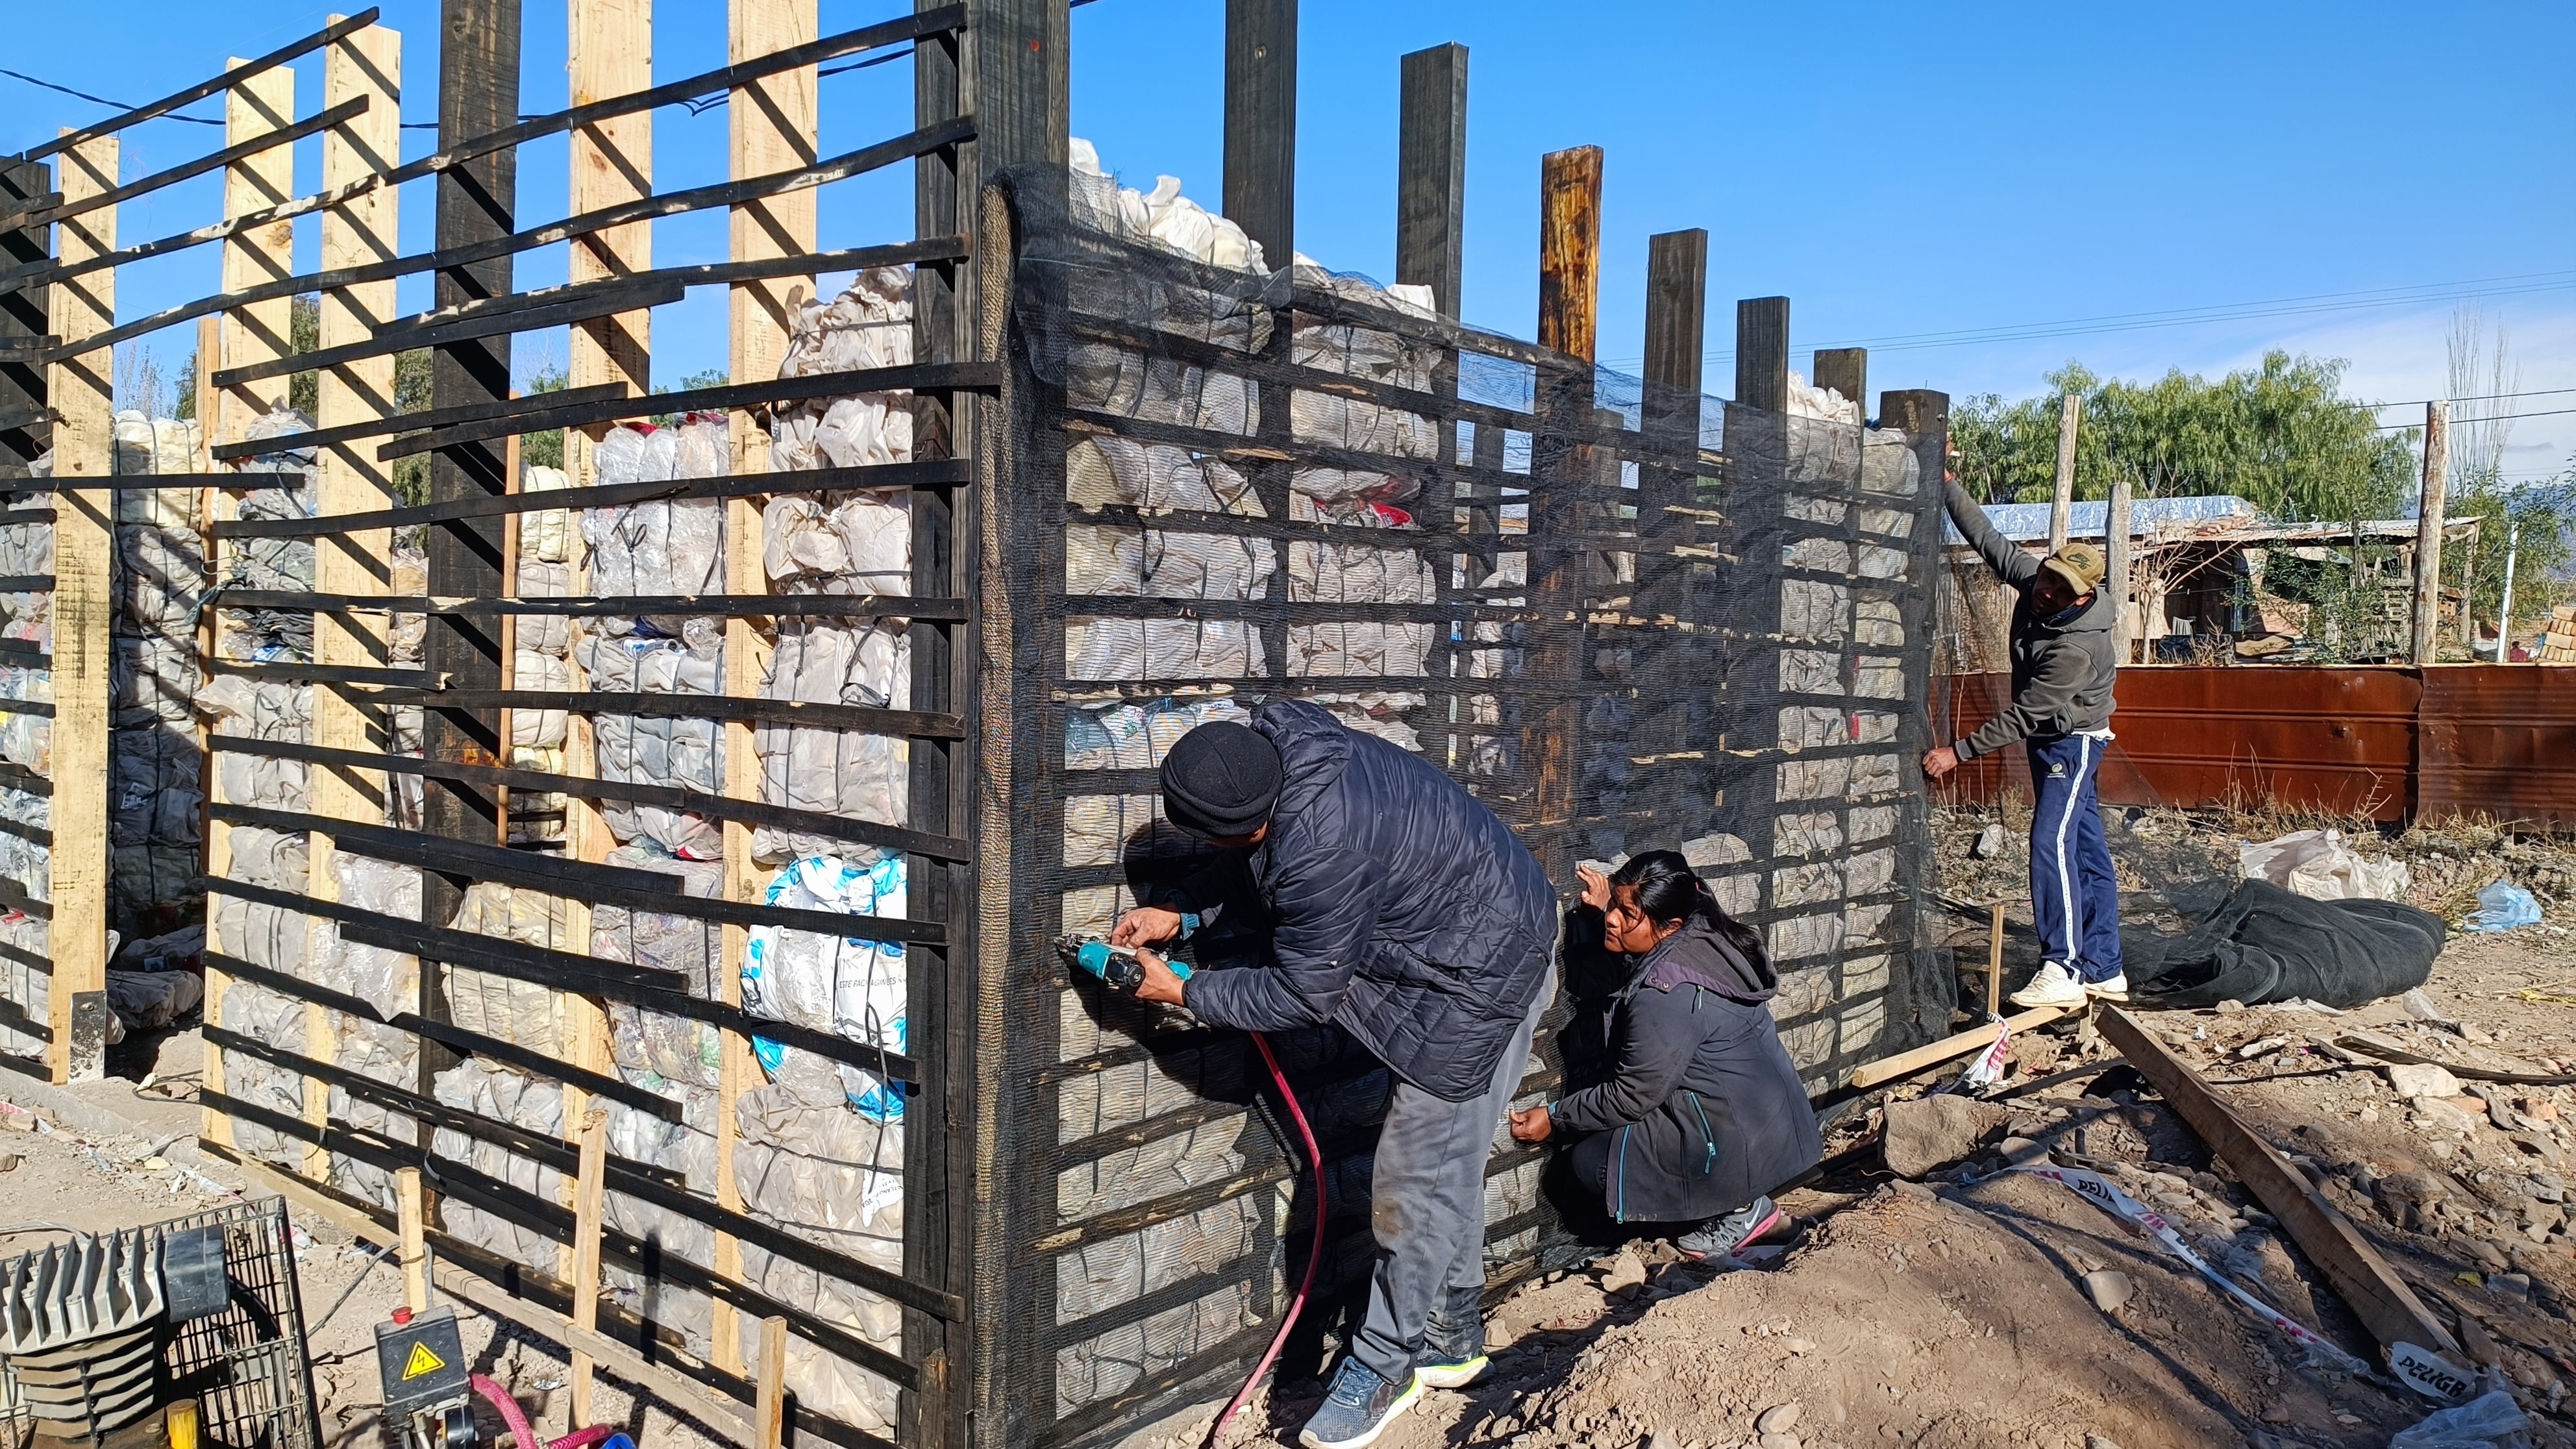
[[2042, 541, 2106, 594]]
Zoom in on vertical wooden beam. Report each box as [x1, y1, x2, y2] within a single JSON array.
[[397, 1165, 430, 1312], [0, 159, 47, 477], [567, 1106, 608, 1426], [1395, 43, 1466, 319], [1537, 147, 1602, 362], [2412, 400, 2450, 667], [421, 0, 519, 930], [191, 316, 218, 470], [307, 16, 404, 1182], [722, 0, 817, 1380], [754, 1315, 789, 1449], [2106, 474, 2133, 665], [561, 0, 647, 1285], [1812, 347, 1866, 419], [966, 0, 1069, 184], [2048, 392, 2080, 554], [41, 131, 114, 1085], [1641, 229, 1706, 434], [1733, 297, 1787, 413], [1223, 0, 1297, 271]]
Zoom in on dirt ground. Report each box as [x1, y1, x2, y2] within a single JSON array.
[[25, 802, 2576, 1449]]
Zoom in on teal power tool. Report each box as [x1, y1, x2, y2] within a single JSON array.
[[1055, 934, 1191, 994]]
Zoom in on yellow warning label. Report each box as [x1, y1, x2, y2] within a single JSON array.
[[402, 1341, 446, 1380]]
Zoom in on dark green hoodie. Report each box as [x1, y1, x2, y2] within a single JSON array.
[[1946, 481, 2119, 760]]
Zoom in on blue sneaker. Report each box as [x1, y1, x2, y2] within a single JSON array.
[[1298, 1358, 1423, 1449]]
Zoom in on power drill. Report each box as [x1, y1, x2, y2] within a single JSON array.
[[1055, 934, 1193, 994]]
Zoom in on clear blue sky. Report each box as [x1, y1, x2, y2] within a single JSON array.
[[7, 0, 2573, 475]]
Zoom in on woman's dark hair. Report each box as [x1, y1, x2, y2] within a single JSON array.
[[1610, 849, 1766, 963]]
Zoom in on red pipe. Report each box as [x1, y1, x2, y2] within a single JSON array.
[[1203, 1032, 1328, 1448], [468, 1372, 615, 1449]]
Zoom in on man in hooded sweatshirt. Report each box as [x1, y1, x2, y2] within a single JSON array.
[[1922, 479, 2127, 1008], [1109, 700, 1556, 1449]]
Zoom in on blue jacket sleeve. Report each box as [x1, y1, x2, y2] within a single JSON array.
[[1181, 845, 1381, 1034], [1546, 987, 1694, 1134]]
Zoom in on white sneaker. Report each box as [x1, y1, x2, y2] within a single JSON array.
[[2009, 961, 2087, 1009], [2085, 972, 2131, 1002]]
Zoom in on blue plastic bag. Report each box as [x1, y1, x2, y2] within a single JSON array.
[[2467, 881, 2542, 934], [2390, 1388, 2531, 1447]]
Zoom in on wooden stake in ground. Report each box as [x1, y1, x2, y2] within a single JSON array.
[[2094, 1006, 2459, 1359], [2412, 399, 2450, 666], [396, 1165, 429, 1313], [2048, 391, 2080, 555], [568, 1106, 608, 1428], [1986, 901, 2005, 1017]]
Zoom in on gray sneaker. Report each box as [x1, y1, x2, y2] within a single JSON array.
[[1675, 1195, 1784, 1262], [1416, 1288, 1487, 1389], [1298, 1358, 1424, 1449]]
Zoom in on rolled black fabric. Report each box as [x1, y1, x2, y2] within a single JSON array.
[[1158, 720, 1283, 838]]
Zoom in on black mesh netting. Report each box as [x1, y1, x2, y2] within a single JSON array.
[[980, 169, 1957, 1446]]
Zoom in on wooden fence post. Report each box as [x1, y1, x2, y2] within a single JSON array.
[[567, 1107, 608, 1427], [1223, 0, 1297, 271], [1527, 145, 1601, 878], [41, 129, 114, 1084], [2412, 399, 2449, 667], [2106, 474, 2133, 665], [2048, 391, 2080, 554], [0, 158, 47, 476], [1733, 297, 1787, 414], [1812, 347, 1866, 419], [1395, 43, 1466, 319]]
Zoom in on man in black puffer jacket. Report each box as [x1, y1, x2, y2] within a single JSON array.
[[1113, 700, 1555, 1449]]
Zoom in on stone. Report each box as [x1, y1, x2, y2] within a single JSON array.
[[1602, 1250, 1648, 1295], [1881, 1096, 2011, 1178], [2531, 1173, 2566, 1203], [2490, 1097, 2523, 1131], [1996, 1135, 2042, 1163], [2086, 1438, 2125, 1449], [2236, 1037, 2290, 1060], [1757, 1437, 1801, 1449], [2412, 1097, 2481, 1135], [2216, 999, 2248, 1015], [2403, 988, 2454, 1024], [2524, 1098, 2561, 1123], [1781, 1337, 1816, 1355], [1755, 1405, 1801, 1434], [2083, 1269, 2135, 1313], [1972, 823, 2006, 859], [2387, 1063, 2464, 1099], [2470, 1239, 2514, 1271], [2375, 1171, 2451, 1229]]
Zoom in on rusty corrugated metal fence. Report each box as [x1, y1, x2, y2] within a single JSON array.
[[1935, 665, 2576, 828]]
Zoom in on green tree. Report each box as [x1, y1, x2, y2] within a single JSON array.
[[519, 364, 571, 471], [1951, 351, 2418, 525]]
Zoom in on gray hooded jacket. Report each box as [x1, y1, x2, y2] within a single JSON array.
[[1946, 480, 2119, 760]]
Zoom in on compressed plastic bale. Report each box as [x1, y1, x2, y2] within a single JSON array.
[[741, 855, 908, 1117], [752, 623, 910, 867], [734, 1085, 905, 1244], [730, 1254, 904, 1434], [762, 492, 911, 595], [1055, 1282, 1258, 1418], [1063, 436, 1261, 515], [431, 1059, 565, 1274], [442, 883, 575, 1053], [328, 1017, 420, 1210]]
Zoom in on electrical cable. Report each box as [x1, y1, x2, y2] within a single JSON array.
[[306, 1241, 397, 1337], [1202, 1030, 1327, 1449]]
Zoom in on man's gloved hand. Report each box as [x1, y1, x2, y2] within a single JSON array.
[[1111, 906, 1183, 947]]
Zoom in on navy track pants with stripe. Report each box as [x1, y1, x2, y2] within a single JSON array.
[[2027, 733, 2123, 983]]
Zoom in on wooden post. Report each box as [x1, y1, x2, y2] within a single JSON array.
[[420, 0, 520, 1104], [560, 0, 645, 1296], [1986, 901, 2005, 1018], [2412, 399, 2450, 667], [1526, 145, 1601, 876], [192, 316, 218, 470], [1538, 149, 1602, 364], [2048, 392, 2079, 554], [305, 14, 403, 1181], [2105, 473, 2133, 665], [722, 0, 817, 1378], [567, 1107, 608, 1427], [1812, 348, 1866, 419], [41, 130, 115, 1084], [1222, 0, 1297, 271], [1642, 230, 1707, 425], [754, 1314, 789, 1449], [396, 1165, 430, 1312], [1394, 43, 1466, 319], [1733, 297, 1787, 414]]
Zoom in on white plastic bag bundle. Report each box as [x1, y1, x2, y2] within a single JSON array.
[[431, 1059, 565, 1274], [1064, 436, 1262, 514], [2238, 828, 2412, 903], [753, 623, 910, 866], [773, 267, 916, 474], [443, 882, 575, 1054], [762, 491, 911, 595], [742, 856, 908, 1119]]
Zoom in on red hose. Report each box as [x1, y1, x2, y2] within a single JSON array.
[[1204, 1032, 1328, 1448], [468, 1372, 615, 1449]]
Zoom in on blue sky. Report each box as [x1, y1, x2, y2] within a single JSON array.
[[7, 0, 2573, 477]]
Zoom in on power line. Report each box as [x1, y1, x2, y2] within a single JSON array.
[[0, 67, 222, 123], [2376, 406, 2576, 430]]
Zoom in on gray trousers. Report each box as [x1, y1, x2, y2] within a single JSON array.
[[1348, 967, 1554, 1385]]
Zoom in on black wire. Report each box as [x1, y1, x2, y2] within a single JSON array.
[[306, 1240, 397, 1337], [0, 68, 222, 123]]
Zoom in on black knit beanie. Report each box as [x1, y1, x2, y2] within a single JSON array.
[[1159, 721, 1283, 839]]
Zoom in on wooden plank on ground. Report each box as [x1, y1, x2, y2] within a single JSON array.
[[2336, 1030, 2576, 1087], [1848, 1004, 2066, 1090], [40, 130, 115, 1086], [2096, 1006, 2460, 1358]]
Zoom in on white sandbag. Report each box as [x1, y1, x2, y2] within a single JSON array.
[[2238, 828, 2414, 903], [743, 855, 908, 1119]]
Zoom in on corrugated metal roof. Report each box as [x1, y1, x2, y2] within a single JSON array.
[[1943, 494, 2262, 545]]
